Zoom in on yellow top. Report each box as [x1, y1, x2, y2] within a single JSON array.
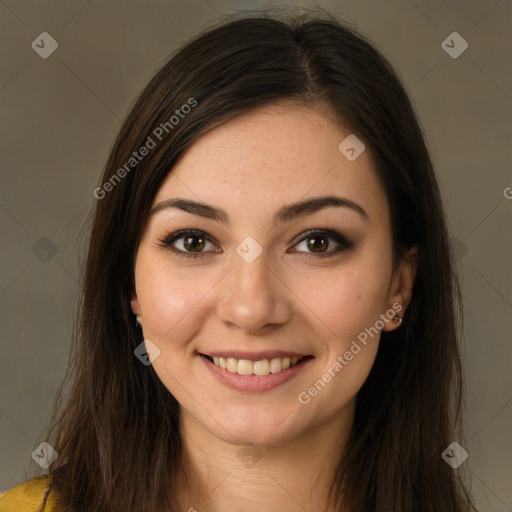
[[0, 475, 60, 511]]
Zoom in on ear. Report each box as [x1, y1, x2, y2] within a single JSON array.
[[382, 245, 419, 332], [130, 292, 141, 316]]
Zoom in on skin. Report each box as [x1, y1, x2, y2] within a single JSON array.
[[131, 102, 418, 511]]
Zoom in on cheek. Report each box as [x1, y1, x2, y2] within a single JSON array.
[[301, 255, 391, 403], [134, 253, 215, 343], [293, 268, 386, 415], [292, 260, 390, 343]]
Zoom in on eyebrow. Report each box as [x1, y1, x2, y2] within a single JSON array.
[[149, 195, 369, 225]]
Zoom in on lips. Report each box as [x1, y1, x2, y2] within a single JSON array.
[[200, 352, 314, 392]]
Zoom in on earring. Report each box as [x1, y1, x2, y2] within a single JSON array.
[[392, 314, 403, 325], [135, 315, 142, 327]]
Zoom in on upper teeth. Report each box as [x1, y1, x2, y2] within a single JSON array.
[[211, 356, 303, 376]]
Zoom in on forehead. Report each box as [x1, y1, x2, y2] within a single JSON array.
[[153, 103, 388, 225]]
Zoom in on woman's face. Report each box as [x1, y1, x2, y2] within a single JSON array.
[[131, 103, 416, 446]]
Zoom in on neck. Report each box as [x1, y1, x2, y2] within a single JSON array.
[[174, 401, 354, 512]]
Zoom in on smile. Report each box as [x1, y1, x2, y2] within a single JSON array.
[[199, 353, 313, 392], [204, 355, 305, 376]]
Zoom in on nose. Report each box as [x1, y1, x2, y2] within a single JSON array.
[[216, 248, 291, 335]]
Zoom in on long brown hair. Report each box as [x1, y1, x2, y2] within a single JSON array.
[[37, 8, 476, 511]]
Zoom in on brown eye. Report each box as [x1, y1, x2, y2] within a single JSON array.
[[159, 229, 218, 258], [293, 229, 353, 258], [306, 235, 329, 253], [183, 234, 206, 252]]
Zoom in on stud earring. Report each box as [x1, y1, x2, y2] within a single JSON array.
[[392, 314, 402, 325], [135, 315, 142, 327]]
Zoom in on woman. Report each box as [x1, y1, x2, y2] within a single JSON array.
[[0, 9, 476, 512]]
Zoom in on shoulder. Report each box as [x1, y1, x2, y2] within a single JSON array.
[[0, 475, 61, 511]]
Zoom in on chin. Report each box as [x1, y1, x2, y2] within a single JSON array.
[[203, 408, 306, 447]]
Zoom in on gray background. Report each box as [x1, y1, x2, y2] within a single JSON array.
[[0, 0, 511, 510]]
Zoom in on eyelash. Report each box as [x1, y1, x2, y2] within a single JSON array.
[[157, 228, 353, 260]]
